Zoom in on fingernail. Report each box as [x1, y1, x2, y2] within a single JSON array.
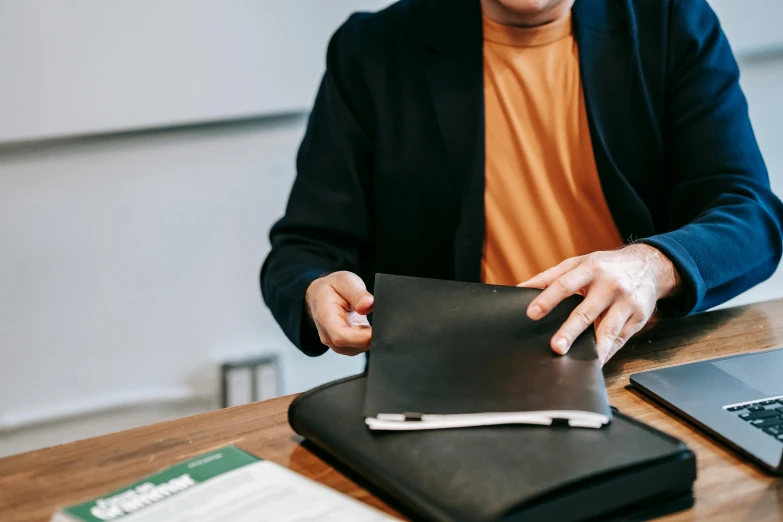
[[528, 305, 542, 320], [554, 337, 568, 354]]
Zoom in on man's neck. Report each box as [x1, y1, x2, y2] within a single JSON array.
[[480, 0, 575, 27]]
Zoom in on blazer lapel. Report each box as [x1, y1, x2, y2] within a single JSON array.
[[573, 0, 656, 240], [423, 0, 656, 281], [425, 0, 485, 282]]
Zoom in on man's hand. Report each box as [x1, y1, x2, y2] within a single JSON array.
[[305, 271, 373, 356], [519, 244, 681, 365]]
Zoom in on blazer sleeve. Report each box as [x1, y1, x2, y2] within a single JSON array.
[[261, 14, 375, 356], [639, 0, 783, 314]]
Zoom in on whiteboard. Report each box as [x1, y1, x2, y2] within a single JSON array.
[[0, 0, 779, 145], [0, 0, 392, 144]]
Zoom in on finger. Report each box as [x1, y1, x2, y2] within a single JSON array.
[[347, 310, 371, 328], [323, 307, 372, 352], [313, 298, 372, 355], [527, 263, 593, 320], [550, 289, 617, 355], [329, 341, 367, 357], [518, 256, 582, 289], [314, 323, 363, 356], [333, 272, 374, 315], [320, 325, 372, 356], [601, 314, 647, 366], [595, 304, 634, 362], [322, 334, 366, 357], [639, 308, 660, 335]]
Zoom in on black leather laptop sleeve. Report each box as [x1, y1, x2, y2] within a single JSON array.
[[289, 375, 697, 522]]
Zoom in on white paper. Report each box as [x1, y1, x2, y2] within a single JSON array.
[[109, 461, 397, 522]]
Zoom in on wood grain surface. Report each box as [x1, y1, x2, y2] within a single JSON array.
[[1, 299, 783, 521]]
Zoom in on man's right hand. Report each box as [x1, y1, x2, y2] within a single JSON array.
[[305, 271, 373, 356]]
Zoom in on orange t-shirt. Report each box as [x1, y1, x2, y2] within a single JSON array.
[[481, 13, 623, 286]]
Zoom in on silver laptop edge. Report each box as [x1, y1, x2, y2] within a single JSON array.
[[631, 348, 783, 474]]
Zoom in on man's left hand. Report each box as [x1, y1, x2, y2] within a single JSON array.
[[519, 244, 681, 365]]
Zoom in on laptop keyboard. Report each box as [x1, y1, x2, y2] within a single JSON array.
[[725, 397, 783, 443]]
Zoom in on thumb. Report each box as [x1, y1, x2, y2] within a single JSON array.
[[333, 272, 374, 315], [353, 294, 374, 315]]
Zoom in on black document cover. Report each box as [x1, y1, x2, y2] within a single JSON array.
[[365, 274, 611, 430], [289, 375, 697, 522]]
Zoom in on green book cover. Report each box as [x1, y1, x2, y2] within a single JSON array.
[[61, 446, 259, 522]]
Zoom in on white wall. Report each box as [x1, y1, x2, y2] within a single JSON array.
[[718, 52, 783, 307], [0, 116, 366, 456], [0, 0, 393, 143], [0, 0, 392, 459], [709, 0, 783, 56]]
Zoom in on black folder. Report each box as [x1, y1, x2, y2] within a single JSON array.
[[289, 375, 697, 522], [365, 274, 611, 431]]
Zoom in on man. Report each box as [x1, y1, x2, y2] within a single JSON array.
[[261, 0, 783, 363]]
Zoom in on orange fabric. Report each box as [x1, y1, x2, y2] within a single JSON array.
[[481, 13, 623, 286]]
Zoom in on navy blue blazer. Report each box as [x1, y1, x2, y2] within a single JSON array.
[[262, 0, 783, 356]]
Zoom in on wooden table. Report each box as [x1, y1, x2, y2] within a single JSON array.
[[2, 300, 783, 521]]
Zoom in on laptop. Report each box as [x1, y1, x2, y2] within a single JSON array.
[[631, 347, 783, 474]]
